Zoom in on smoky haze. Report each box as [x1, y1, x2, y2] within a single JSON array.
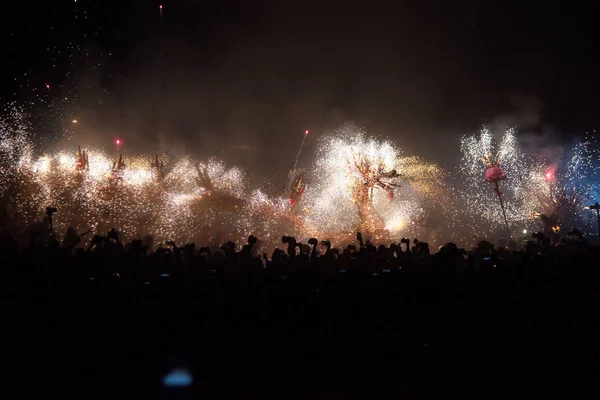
[[3, 1, 599, 186]]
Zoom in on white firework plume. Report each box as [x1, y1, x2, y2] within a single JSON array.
[[302, 128, 448, 241]]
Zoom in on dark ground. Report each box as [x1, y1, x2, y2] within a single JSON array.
[[2, 260, 599, 399]]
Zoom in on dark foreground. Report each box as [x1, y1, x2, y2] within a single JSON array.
[[2, 253, 599, 399]]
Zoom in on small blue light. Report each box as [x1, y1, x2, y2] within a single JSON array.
[[160, 273, 169, 277], [162, 368, 193, 387], [144, 282, 150, 285]]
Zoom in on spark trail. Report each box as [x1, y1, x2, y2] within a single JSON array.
[[292, 130, 309, 171]]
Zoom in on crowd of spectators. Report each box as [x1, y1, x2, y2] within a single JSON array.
[[1, 210, 600, 397]]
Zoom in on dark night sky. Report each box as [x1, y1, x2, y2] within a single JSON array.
[[1, 1, 599, 176]]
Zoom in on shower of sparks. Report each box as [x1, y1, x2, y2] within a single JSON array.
[[531, 134, 600, 234], [0, 106, 259, 248], [3, 98, 597, 250], [459, 127, 546, 239], [0, 113, 310, 252], [460, 127, 600, 240], [1, 116, 452, 249], [302, 128, 449, 243]]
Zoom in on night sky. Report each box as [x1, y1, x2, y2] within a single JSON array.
[[1, 1, 599, 177]]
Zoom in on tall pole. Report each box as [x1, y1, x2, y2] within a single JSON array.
[[495, 181, 511, 241]]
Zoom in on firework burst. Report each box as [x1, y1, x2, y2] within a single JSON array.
[[532, 135, 600, 236], [459, 127, 547, 240], [0, 128, 252, 247], [302, 128, 449, 243]]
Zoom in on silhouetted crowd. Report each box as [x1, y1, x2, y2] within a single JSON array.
[[2, 208, 597, 277], [1, 211, 600, 397]]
